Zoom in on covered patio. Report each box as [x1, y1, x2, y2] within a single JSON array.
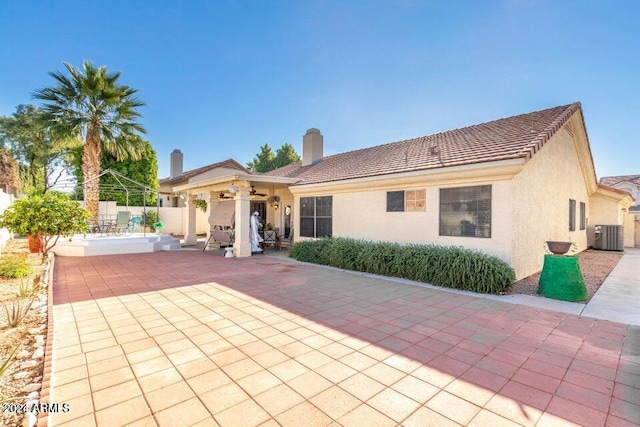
[[170, 174, 297, 257]]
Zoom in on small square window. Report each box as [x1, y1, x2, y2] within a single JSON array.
[[406, 190, 426, 211], [387, 191, 405, 212]]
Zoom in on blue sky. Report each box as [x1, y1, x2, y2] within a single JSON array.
[[1, 1, 638, 179]]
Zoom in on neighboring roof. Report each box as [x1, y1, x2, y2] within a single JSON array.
[[595, 184, 636, 207], [598, 184, 635, 198], [159, 159, 249, 185], [600, 175, 640, 187], [266, 103, 584, 185]]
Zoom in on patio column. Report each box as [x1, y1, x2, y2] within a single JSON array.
[[207, 191, 216, 240], [184, 193, 198, 245], [233, 186, 251, 257]]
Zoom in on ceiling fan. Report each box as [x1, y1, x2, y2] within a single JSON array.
[[218, 192, 233, 200], [250, 186, 267, 197]]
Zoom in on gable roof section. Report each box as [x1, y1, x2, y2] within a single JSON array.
[[600, 175, 640, 187], [159, 158, 249, 185], [266, 103, 584, 185]]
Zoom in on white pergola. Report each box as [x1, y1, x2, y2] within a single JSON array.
[[172, 173, 297, 257]]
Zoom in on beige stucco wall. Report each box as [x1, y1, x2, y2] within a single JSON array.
[[328, 182, 513, 266], [623, 213, 635, 248], [188, 167, 244, 184], [589, 193, 627, 247], [286, 112, 615, 280], [266, 188, 294, 232], [510, 126, 591, 279], [291, 123, 595, 280], [291, 164, 521, 273], [94, 201, 209, 235], [590, 196, 623, 228], [0, 189, 15, 253]]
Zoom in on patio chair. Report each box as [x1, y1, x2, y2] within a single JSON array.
[[84, 219, 100, 237], [129, 216, 142, 233], [113, 211, 131, 234], [263, 229, 280, 251]]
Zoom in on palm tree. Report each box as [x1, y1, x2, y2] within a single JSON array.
[[34, 61, 146, 221]]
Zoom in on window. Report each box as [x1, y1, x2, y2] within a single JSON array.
[[386, 191, 404, 212], [439, 185, 491, 238], [580, 202, 586, 230], [300, 196, 332, 238], [386, 189, 425, 212], [406, 190, 426, 211], [569, 199, 576, 232]]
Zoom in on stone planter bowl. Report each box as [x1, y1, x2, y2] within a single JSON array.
[[546, 241, 572, 255]]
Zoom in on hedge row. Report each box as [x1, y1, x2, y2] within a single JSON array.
[[289, 237, 515, 294]]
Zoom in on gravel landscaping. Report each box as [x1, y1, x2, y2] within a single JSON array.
[[509, 249, 623, 301]]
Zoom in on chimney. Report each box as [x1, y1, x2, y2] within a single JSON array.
[[170, 149, 183, 178], [302, 128, 323, 166]]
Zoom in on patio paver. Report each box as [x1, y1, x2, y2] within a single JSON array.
[[43, 251, 640, 426]]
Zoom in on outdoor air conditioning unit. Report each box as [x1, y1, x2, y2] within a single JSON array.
[[593, 225, 624, 251]]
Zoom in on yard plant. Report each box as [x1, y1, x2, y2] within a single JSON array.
[[34, 61, 146, 222], [0, 192, 89, 256], [289, 237, 515, 294], [0, 254, 30, 279]]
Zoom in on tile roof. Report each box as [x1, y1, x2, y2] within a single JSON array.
[[598, 184, 635, 197], [159, 159, 249, 185], [266, 103, 583, 185], [600, 175, 640, 187]]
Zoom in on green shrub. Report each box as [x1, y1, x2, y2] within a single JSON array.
[[3, 299, 33, 327], [0, 192, 89, 255], [141, 210, 161, 229], [289, 237, 515, 294], [0, 254, 31, 279]]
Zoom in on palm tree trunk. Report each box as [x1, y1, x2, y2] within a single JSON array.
[[83, 128, 101, 221]]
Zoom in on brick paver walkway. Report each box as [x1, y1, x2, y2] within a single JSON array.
[[44, 252, 640, 426]]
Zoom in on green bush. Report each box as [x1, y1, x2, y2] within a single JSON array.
[[0, 254, 31, 279], [0, 192, 89, 255], [289, 237, 515, 294], [141, 210, 161, 229]]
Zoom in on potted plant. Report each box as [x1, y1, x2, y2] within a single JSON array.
[[28, 233, 44, 254]]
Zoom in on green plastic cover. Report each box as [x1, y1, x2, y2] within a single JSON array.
[[538, 255, 588, 302]]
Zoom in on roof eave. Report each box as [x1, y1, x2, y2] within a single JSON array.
[[289, 158, 525, 193], [594, 184, 635, 207], [172, 173, 298, 193]]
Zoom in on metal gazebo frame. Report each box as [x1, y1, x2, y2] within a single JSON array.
[[77, 169, 160, 236]]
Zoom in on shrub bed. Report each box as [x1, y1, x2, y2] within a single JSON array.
[[289, 237, 515, 294], [0, 254, 31, 278]]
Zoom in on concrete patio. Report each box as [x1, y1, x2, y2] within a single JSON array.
[[42, 251, 640, 426]]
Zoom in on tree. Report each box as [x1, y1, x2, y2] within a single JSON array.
[[33, 61, 146, 221], [0, 104, 79, 194], [71, 136, 159, 206], [273, 143, 301, 169], [0, 148, 20, 191], [247, 143, 300, 173], [247, 144, 275, 172], [0, 192, 89, 256]]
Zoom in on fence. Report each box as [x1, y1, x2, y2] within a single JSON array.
[[91, 201, 209, 236], [0, 189, 15, 253]]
